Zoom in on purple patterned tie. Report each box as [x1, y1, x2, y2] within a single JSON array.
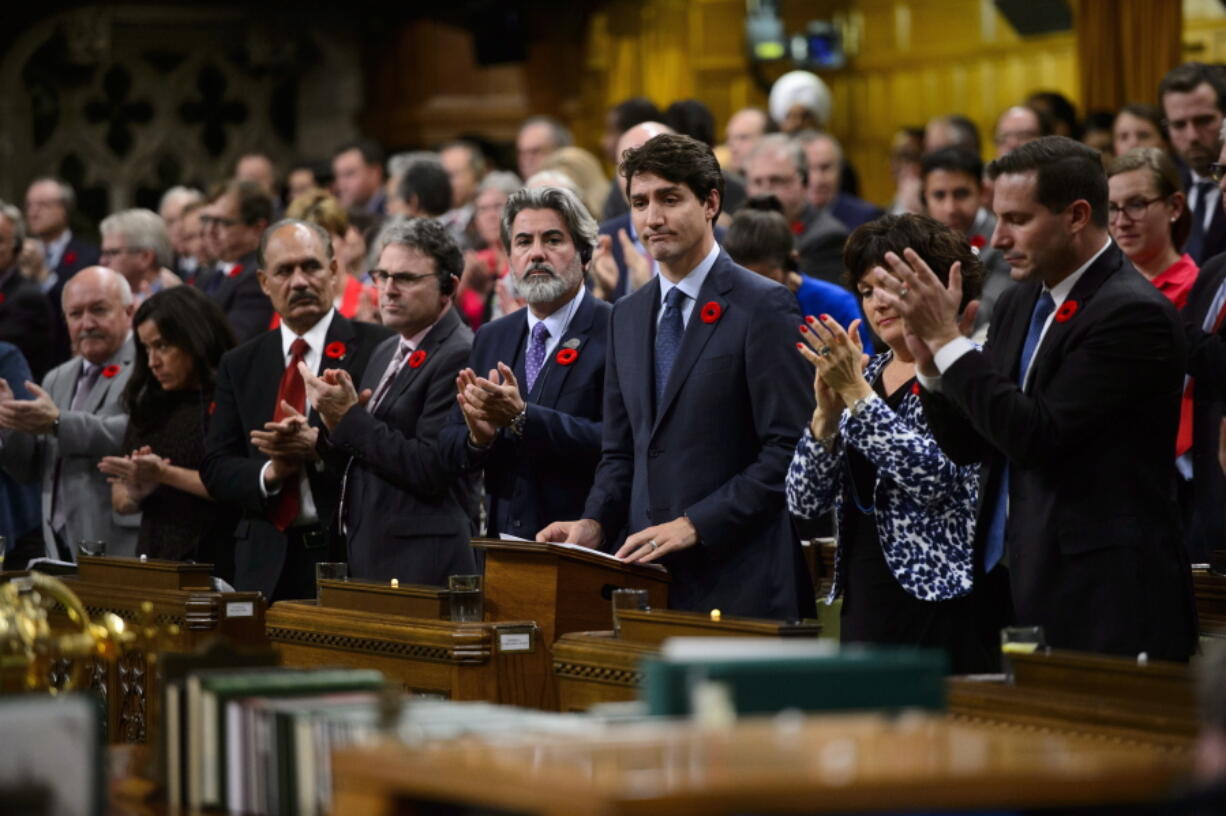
[[525, 321, 550, 392]]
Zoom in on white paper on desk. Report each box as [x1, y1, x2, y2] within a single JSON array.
[[497, 533, 667, 572]]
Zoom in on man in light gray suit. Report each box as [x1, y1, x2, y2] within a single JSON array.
[[0, 266, 138, 563]]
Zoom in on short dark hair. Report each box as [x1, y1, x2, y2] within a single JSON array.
[[211, 179, 273, 227], [620, 133, 725, 219], [611, 97, 662, 135], [399, 159, 453, 217], [371, 216, 462, 295], [1115, 103, 1167, 142], [986, 135, 1109, 229], [124, 286, 236, 434], [664, 99, 717, 147], [1027, 90, 1080, 139], [922, 147, 984, 183], [843, 214, 982, 311], [332, 137, 385, 168], [724, 194, 795, 271], [1159, 61, 1226, 113]]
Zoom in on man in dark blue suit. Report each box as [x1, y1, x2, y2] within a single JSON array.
[[439, 187, 610, 539], [539, 134, 815, 621]]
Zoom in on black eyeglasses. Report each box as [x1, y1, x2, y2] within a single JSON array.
[[372, 270, 435, 288], [1210, 163, 1226, 183], [1107, 196, 1167, 222]]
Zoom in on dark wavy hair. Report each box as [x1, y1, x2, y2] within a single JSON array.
[[124, 286, 237, 434], [620, 133, 725, 219], [843, 213, 983, 312]]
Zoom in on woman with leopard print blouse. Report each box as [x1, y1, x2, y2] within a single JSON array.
[[787, 214, 1010, 673]]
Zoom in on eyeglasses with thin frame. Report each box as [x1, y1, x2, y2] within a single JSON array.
[[372, 270, 436, 288], [1107, 196, 1168, 222]]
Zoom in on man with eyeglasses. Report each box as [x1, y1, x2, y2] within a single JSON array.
[[297, 218, 477, 586], [195, 180, 275, 341], [99, 209, 182, 306], [1160, 61, 1226, 264], [202, 219, 391, 600]]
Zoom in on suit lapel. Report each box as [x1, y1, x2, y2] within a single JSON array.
[[651, 256, 731, 434], [377, 307, 462, 418], [83, 337, 135, 414], [993, 282, 1039, 384], [629, 276, 660, 425], [532, 291, 594, 407], [254, 332, 288, 425], [1028, 245, 1121, 387], [506, 311, 530, 399]]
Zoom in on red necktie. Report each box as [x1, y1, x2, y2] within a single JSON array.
[[1177, 299, 1226, 457], [270, 338, 309, 531]]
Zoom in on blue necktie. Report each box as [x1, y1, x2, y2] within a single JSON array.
[[984, 290, 1055, 571], [1185, 180, 1214, 262], [525, 321, 549, 392], [655, 287, 687, 406]]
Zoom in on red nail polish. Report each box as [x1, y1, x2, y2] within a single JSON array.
[[820, 314, 829, 321], [795, 342, 805, 350], [799, 325, 808, 333], [806, 315, 817, 324]]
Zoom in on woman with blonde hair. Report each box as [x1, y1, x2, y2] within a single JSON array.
[[539, 146, 610, 219]]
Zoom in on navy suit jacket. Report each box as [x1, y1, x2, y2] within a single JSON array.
[[582, 249, 815, 620], [1180, 168, 1226, 265], [202, 314, 392, 599], [208, 251, 275, 343], [1181, 253, 1226, 560], [921, 243, 1196, 660], [329, 307, 477, 585], [439, 290, 611, 539], [830, 193, 885, 232]]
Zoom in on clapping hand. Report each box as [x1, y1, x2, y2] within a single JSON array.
[[871, 251, 978, 375], [457, 363, 525, 427], [98, 445, 167, 501], [0, 381, 60, 434], [455, 369, 498, 447], [298, 364, 371, 430]]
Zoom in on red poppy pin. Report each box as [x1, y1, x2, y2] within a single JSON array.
[[969, 234, 986, 250], [408, 349, 427, 368], [64, 250, 77, 266], [700, 301, 722, 324], [324, 341, 347, 360], [555, 348, 579, 366], [227, 263, 244, 279], [101, 365, 121, 379], [911, 382, 921, 396], [208, 401, 217, 416], [1054, 300, 1079, 323]]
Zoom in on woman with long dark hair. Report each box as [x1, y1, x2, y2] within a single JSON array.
[[98, 286, 237, 574]]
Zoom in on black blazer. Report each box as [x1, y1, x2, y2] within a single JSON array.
[[597, 215, 728, 301], [921, 243, 1197, 660], [1181, 167, 1226, 264], [1181, 253, 1226, 561], [201, 314, 392, 599], [582, 250, 815, 620], [328, 307, 477, 585], [0, 268, 54, 381], [438, 290, 611, 539], [209, 251, 275, 343]]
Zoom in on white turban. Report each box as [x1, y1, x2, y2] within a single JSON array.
[[769, 70, 832, 129]]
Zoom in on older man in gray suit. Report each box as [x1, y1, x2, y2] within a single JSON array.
[[0, 266, 138, 563]]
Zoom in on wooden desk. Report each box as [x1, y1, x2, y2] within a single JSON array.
[[1194, 568, 1226, 638], [331, 712, 1190, 815], [42, 556, 267, 744], [552, 608, 821, 711], [266, 599, 553, 707], [948, 649, 1197, 752]]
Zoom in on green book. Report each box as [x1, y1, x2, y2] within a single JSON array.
[[187, 667, 384, 809], [641, 640, 947, 717]]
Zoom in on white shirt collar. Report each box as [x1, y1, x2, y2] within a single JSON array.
[[279, 308, 336, 358], [659, 241, 720, 307], [43, 229, 72, 268], [525, 286, 584, 344], [1046, 237, 1111, 307]]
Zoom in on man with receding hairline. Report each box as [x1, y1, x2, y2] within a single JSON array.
[[203, 219, 391, 599], [0, 266, 138, 561]]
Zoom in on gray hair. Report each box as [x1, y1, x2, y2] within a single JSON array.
[[0, 199, 26, 247], [370, 216, 462, 293], [256, 218, 334, 270], [499, 186, 598, 262], [158, 186, 204, 217], [519, 115, 573, 149], [794, 129, 843, 163], [478, 170, 523, 198], [29, 177, 76, 213], [100, 208, 173, 268], [386, 151, 437, 182], [746, 133, 807, 176]]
